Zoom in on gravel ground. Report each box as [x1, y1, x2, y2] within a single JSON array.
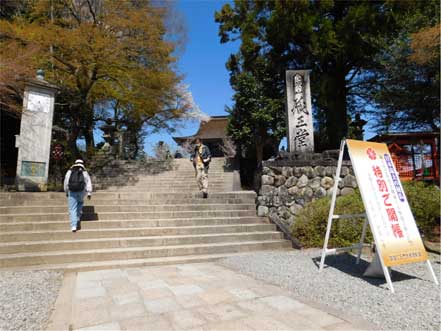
[[221, 249, 441, 331], [0, 270, 63, 331]]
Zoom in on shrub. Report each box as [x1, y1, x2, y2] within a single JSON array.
[[292, 181, 440, 248], [402, 181, 440, 240], [291, 191, 370, 248]]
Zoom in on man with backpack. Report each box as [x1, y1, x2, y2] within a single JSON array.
[[190, 138, 211, 198], [63, 159, 93, 232]]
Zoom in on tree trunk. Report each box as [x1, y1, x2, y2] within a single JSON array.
[[84, 127, 95, 156], [67, 125, 80, 158], [83, 103, 95, 156], [253, 138, 264, 192], [322, 71, 348, 149]]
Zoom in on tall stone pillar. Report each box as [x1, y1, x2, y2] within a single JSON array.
[[285, 70, 314, 152], [15, 70, 57, 191]]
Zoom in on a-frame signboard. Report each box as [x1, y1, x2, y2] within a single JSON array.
[[319, 139, 438, 293]]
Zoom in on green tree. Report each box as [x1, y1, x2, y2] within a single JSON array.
[[216, 0, 439, 149], [0, 0, 190, 156], [357, 23, 440, 132]]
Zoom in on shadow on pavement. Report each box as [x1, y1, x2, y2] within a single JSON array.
[[312, 253, 420, 287]]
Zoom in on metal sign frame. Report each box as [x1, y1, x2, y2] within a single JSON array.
[[319, 139, 438, 293]]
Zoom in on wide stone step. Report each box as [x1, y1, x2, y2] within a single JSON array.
[[100, 184, 230, 190], [102, 187, 230, 193], [0, 240, 291, 268], [0, 203, 255, 215], [0, 198, 253, 207], [0, 210, 256, 222], [94, 178, 232, 184], [0, 232, 283, 254], [0, 191, 256, 201], [0, 216, 265, 232], [0, 250, 288, 272], [0, 223, 276, 242]]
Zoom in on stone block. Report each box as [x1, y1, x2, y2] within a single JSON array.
[[341, 187, 355, 196], [338, 178, 345, 189], [75, 286, 107, 299], [198, 288, 233, 305], [274, 175, 286, 187], [325, 166, 336, 176], [282, 166, 292, 178], [257, 196, 267, 205], [277, 185, 288, 199], [289, 204, 302, 215], [293, 167, 303, 177], [257, 206, 269, 217], [259, 185, 274, 196], [287, 186, 299, 196], [258, 295, 306, 311], [327, 188, 339, 197], [285, 176, 297, 188], [343, 174, 357, 188], [119, 315, 172, 331], [321, 176, 334, 189], [175, 294, 207, 309], [169, 284, 204, 296], [143, 297, 182, 314], [277, 206, 291, 219], [305, 166, 316, 178], [297, 175, 309, 188], [261, 175, 274, 185], [112, 292, 142, 306], [262, 167, 273, 176], [167, 309, 206, 329], [314, 187, 327, 198], [340, 166, 350, 177], [314, 166, 326, 176], [227, 288, 258, 300], [108, 302, 146, 321], [300, 187, 313, 201], [308, 177, 321, 190]]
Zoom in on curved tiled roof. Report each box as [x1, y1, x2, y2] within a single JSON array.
[[173, 116, 228, 143]]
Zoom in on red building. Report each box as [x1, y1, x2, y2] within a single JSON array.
[[369, 132, 439, 183]]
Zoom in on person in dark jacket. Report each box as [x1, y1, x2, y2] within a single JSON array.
[[190, 138, 211, 198]]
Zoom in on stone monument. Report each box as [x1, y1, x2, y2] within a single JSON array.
[[15, 70, 57, 191], [285, 70, 314, 152]]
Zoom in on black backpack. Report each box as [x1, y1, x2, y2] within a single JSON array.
[[68, 167, 85, 192]]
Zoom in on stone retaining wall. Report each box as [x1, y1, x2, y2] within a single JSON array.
[[257, 152, 357, 231]]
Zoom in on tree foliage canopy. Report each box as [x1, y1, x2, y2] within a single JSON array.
[[216, 0, 439, 151], [357, 22, 440, 132], [0, 0, 195, 156]]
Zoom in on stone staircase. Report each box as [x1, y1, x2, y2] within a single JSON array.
[[0, 157, 290, 271]]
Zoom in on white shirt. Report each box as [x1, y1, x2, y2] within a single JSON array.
[[63, 167, 93, 195]]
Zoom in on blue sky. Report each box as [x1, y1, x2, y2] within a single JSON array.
[[137, 1, 376, 155], [144, 0, 239, 155]]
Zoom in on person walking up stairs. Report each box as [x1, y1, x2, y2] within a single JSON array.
[[63, 160, 93, 232], [190, 138, 211, 198]]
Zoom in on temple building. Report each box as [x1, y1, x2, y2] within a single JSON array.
[[173, 116, 228, 157], [369, 132, 439, 182]]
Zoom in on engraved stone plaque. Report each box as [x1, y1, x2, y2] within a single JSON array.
[[286, 70, 314, 152]]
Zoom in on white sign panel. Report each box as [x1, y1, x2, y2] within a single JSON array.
[[346, 139, 428, 267], [27, 90, 51, 113], [286, 70, 314, 152]]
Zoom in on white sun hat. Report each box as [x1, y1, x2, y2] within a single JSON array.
[[72, 159, 86, 169]]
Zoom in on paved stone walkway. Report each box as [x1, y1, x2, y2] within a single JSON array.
[[49, 262, 369, 331]]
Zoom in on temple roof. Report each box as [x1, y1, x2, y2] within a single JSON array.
[[173, 116, 228, 144], [369, 132, 439, 143]]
